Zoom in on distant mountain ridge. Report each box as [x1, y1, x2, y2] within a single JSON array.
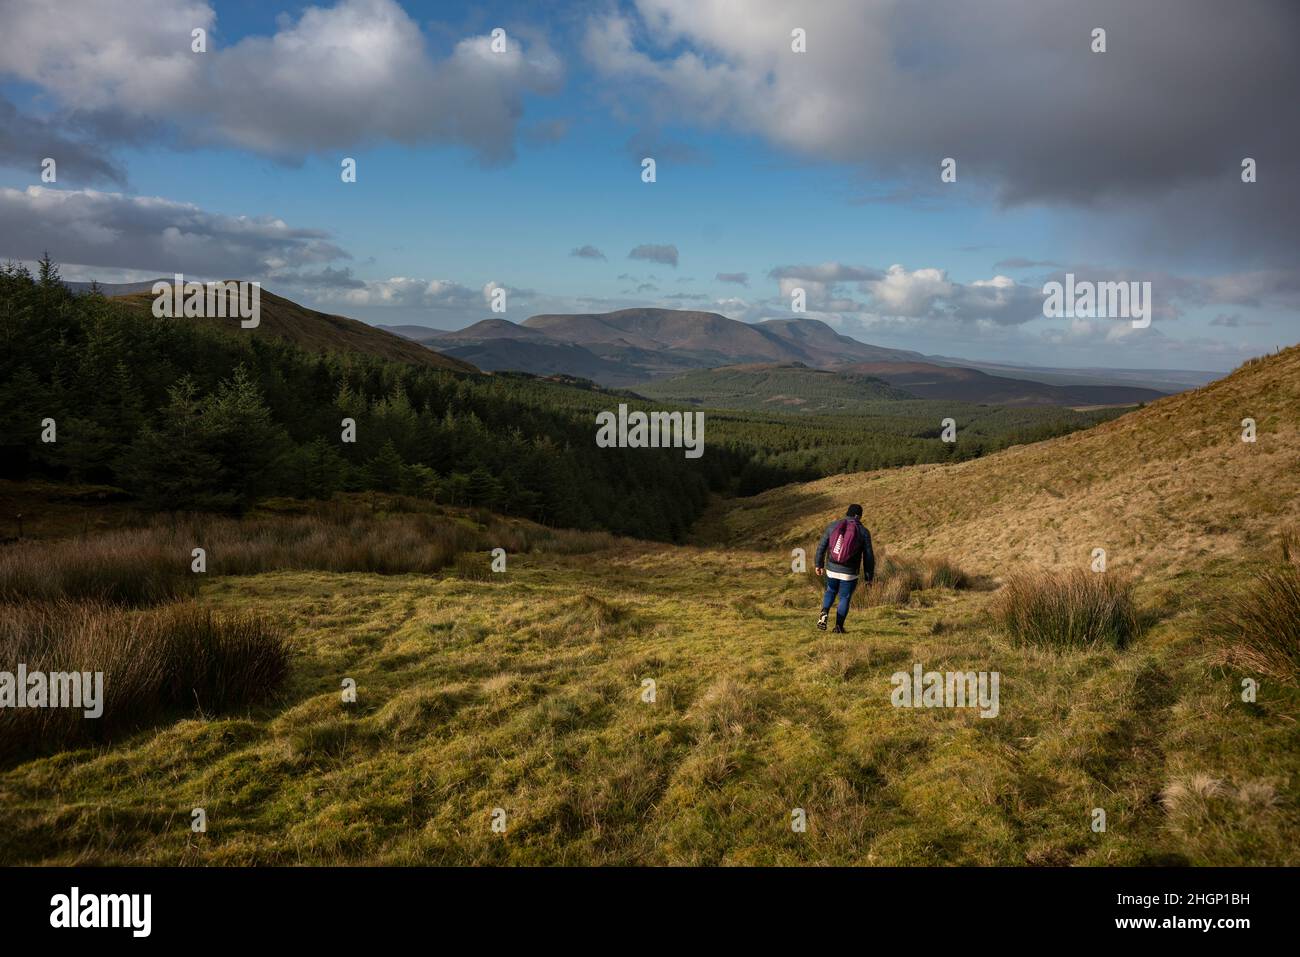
[[385, 308, 929, 388], [522, 308, 924, 366], [382, 306, 1189, 404], [63, 283, 1204, 403]]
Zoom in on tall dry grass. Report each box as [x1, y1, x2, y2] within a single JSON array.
[[860, 550, 971, 607], [0, 511, 618, 605], [161, 513, 482, 575], [810, 547, 972, 609], [993, 569, 1139, 649], [0, 507, 618, 760], [0, 600, 289, 762], [920, 555, 970, 590], [1208, 532, 1300, 683], [860, 553, 924, 607], [0, 533, 198, 606]]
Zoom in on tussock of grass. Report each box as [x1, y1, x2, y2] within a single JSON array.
[[861, 575, 915, 608], [686, 677, 769, 739], [1208, 534, 1300, 683], [374, 684, 478, 742], [453, 551, 495, 581], [993, 570, 1139, 649], [1160, 774, 1285, 850], [0, 600, 289, 763], [804, 547, 973, 610], [859, 550, 972, 608], [921, 556, 969, 590], [551, 595, 636, 641]]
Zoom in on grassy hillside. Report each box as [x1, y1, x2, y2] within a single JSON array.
[[755, 318, 924, 364], [115, 288, 476, 373], [706, 347, 1300, 578], [1, 349, 1296, 866]]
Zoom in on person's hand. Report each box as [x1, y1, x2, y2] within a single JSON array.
[[814, 567, 823, 577]]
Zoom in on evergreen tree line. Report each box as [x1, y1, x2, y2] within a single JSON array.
[[0, 262, 724, 540], [0, 260, 1120, 538]]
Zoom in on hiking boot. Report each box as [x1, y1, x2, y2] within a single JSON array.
[[832, 624, 846, 634], [817, 612, 828, 631], [834, 615, 846, 634]]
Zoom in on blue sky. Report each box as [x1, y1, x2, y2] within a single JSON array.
[[1, 0, 1297, 371]]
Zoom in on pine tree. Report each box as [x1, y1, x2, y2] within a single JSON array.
[[466, 466, 506, 509], [364, 440, 405, 491], [200, 365, 291, 507], [116, 377, 232, 511], [288, 437, 347, 499], [36, 251, 60, 288]]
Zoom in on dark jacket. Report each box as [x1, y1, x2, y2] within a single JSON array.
[[815, 518, 875, 581]]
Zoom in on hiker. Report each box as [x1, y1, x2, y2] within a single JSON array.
[[814, 504, 875, 633]]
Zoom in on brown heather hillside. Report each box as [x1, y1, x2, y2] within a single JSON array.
[[115, 288, 477, 373], [706, 345, 1300, 577], [524, 307, 790, 355]]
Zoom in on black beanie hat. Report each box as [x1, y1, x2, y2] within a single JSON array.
[[847, 504, 863, 518]]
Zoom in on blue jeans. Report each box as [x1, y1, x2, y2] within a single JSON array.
[[821, 576, 857, 620]]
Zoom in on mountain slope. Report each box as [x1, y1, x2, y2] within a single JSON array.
[[439, 339, 644, 384], [841, 361, 1166, 407], [757, 318, 925, 365], [114, 288, 476, 373], [523, 308, 794, 359], [429, 318, 556, 344], [370, 304, 1201, 399], [522, 308, 923, 368], [502, 308, 940, 385], [376, 323, 453, 342], [709, 347, 1300, 577], [637, 363, 915, 411]]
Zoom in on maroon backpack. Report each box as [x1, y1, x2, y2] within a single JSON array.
[[828, 518, 862, 565]]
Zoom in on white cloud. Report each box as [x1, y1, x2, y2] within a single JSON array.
[[866, 265, 954, 318], [0, 0, 562, 164], [325, 277, 480, 309], [0, 186, 346, 277], [0, 0, 213, 114]]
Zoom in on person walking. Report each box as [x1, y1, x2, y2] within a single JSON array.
[[814, 504, 875, 633]]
